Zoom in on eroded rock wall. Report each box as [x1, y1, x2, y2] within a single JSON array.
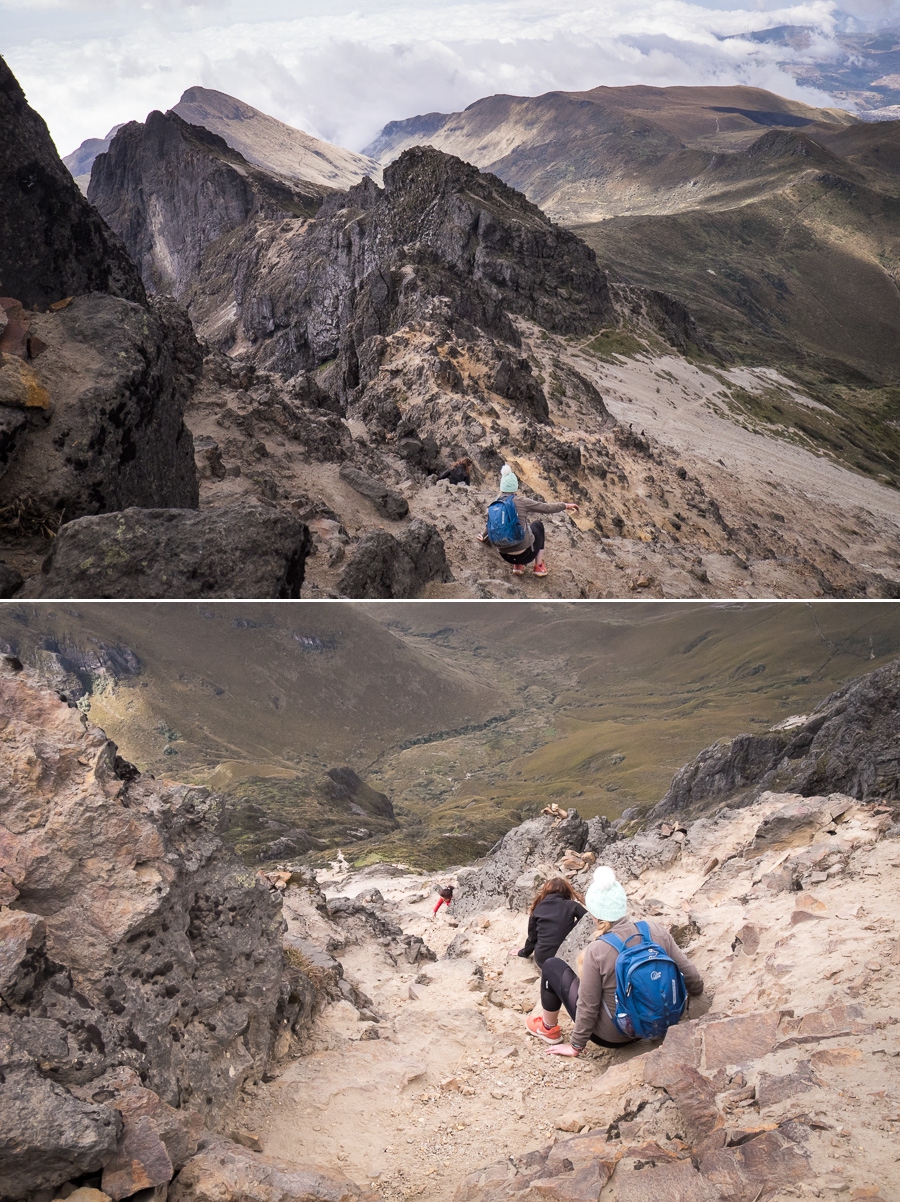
[[0, 664, 303, 1198]]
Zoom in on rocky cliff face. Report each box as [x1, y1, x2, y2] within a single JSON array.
[[0, 57, 202, 581], [0, 56, 144, 310], [0, 664, 312, 1199], [89, 111, 328, 300], [651, 655, 900, 819]]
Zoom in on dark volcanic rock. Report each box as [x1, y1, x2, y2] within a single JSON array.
[[337, 518, 452, 598], [339, 463, 409, 519], [0, 55, 145, 309], [651, 656, 900, 818], [0, 294, 199, 523], [0, 672, 303, 1197], [325, 767, 396, 820], [0, 563, 22, 597], [27, 505, 312, 598], [89, 109, 327, 298]]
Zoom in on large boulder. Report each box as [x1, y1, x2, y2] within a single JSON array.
[[337, 519, 452, 598], [0, 294, 199, 522], [452, 811, 590, 917], [25, 505, 312, 598], [169, 1136, 374, 1202], [0, 668, 302, 1197]]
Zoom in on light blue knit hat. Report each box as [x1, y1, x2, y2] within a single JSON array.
[[500, 464, 518, 493], [585, 865, 627, 921]]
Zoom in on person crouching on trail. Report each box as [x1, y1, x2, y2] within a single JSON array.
[[433, 885, 454, 915], [526, 865, 704, 1056], [481, 465, 579, 578], [511, 877, 587, 969]]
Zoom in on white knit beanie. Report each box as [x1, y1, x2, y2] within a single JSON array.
[[499, 464, 519, 493], [584, 865, 627, 921]]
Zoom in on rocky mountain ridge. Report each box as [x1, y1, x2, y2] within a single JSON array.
[[2, 55, 899, 597], [83, 106, 900, 600]]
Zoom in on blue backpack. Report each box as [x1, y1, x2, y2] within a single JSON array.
[[485, 495, 524, 548], [601, 920, 687, 1039]]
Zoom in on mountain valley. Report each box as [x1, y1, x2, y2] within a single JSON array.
[[2, 601, 899, 869]]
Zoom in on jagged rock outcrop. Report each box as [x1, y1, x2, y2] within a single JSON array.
[[89, 111, 327, 299], [1, 294, 199, 524], [453, 810, 617, 917], [0, 666, 310, 1199], [325, 894, 436, 967], [0, 60, 202, 544], [651, 655, 900, 819], [337, 519, 452, 599], [324, 768, 396, 821], [0, 56, 144, 309], [26, 505, 312, 598]]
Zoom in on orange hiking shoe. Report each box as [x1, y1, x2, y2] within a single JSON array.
[[526, 1014, 562, 1044], [511, 563, 525, 575], [533, 564, 549, 577]]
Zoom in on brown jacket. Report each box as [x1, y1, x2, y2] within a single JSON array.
[[489, 495, 568, 554], [571, 917, 704, 1049]]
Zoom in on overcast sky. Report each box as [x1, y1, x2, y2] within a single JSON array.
[[2, 0, 896, 157]]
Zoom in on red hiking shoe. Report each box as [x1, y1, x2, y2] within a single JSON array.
[[511, 563, 525, 575], [526, 1014, 562, 1044], [533, 563, 549, 577]]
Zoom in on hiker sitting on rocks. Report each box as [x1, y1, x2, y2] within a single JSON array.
[[526, 865, 704, 1056], [511, 877, 587, 969], [436, 457, 473, 486], [480, 464, 579, 578], [433, 885, 454, 915]]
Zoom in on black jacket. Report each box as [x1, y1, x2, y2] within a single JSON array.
[[519, 894, 587, 967]]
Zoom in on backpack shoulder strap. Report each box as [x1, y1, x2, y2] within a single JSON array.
[[600, 932, 626, 953], [635, 920, 653, 943]]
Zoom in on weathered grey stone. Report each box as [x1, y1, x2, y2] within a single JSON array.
[[0, 1069, 122, 1198], [0, 672, 309, 1197], [27, 505, 311, 598], [337, 519, 452, 599], [338, 464, 409, 520], [0, 294, 200, 524], [652, 657, 900, 817], [453, 811, 589, 917], [168, 1136, 369, 1202]]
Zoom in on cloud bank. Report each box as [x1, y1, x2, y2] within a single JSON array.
[[1, 0, 879, 157]]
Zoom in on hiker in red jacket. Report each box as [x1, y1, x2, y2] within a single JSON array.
[[433, 885, 454, 914]]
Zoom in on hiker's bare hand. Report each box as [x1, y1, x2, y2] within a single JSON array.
[[564, 503, 579, 512], [547, 1043, 580, 1057], [508, 948, 522, 958]]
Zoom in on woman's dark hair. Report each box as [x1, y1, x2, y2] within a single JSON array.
[[438, 886, 454, 900], [530, 876, 583, 913], [452, 457, 473, 470]]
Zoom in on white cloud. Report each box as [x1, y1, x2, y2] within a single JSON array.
[[1, 0, 877, 157]]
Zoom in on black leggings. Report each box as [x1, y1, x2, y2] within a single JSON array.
[[500, 521, 545, 566], [540, 956, 631, 1049]]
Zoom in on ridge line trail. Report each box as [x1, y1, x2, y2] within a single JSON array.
[[230, 809, 900, 1201]]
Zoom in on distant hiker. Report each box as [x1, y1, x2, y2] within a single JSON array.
[[437, 457, 473, 486], [433, 885, 454, 915], [512, 878, 587, 969], [481, 464, 579, 577], [526, 865, 703, 1055]]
